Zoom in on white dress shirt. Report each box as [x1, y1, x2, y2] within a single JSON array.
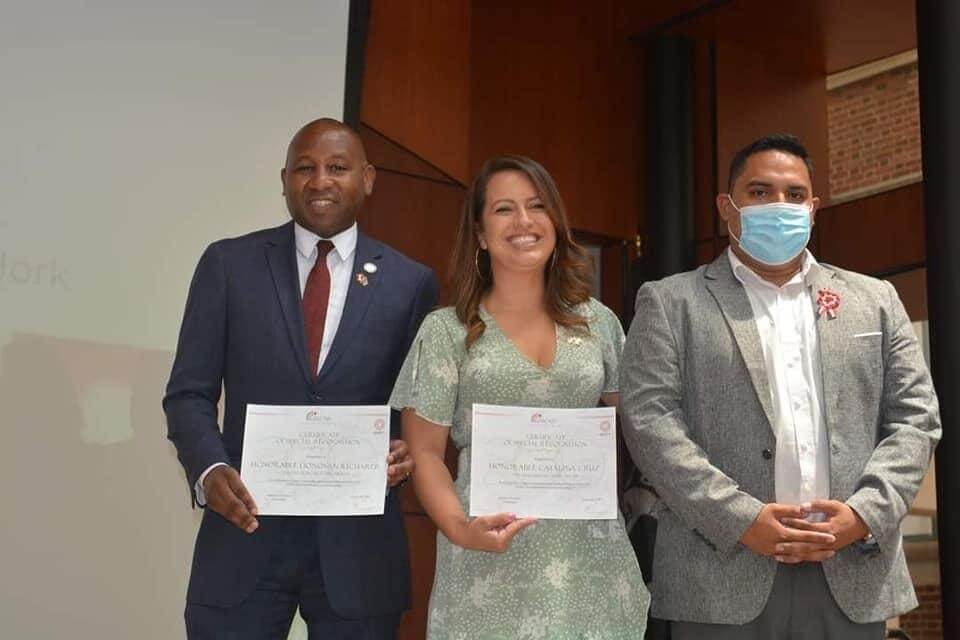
[[195, 222, 358, 504], [728, 248, 831, 510]]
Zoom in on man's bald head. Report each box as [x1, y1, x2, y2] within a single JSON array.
[[285, 118, 368, 169], [281, 117, 376, 237]]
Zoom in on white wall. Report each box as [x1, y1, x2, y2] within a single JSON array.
[[0, 1, 350, 637]]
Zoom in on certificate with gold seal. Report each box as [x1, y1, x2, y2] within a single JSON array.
[[469, 404, 618, 520], [240, 404, 390, 516]]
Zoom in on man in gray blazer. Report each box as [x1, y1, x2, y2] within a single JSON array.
[[620, 133, 940, 639]]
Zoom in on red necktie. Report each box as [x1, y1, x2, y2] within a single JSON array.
[[303, 240, 335, 377]]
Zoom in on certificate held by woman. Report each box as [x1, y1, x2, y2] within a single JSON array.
[[469, 403, 617, 520]]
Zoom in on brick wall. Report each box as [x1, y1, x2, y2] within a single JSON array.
[[827, 62, 921, 199], [900, 584, 943, 640]]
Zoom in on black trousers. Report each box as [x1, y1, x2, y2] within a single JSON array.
[[185, 518, 399, 640]]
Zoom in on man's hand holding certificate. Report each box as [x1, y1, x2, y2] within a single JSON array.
[[240, 405, 390, 516], [469, 404, 618, 520]]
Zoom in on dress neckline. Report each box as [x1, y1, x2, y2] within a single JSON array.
[[478, 304, 561, 372]]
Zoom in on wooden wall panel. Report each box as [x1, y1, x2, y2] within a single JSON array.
[[669, 0, 916, 75], [362, 0, 471, 184], [617, 0, 717, 37], [470, 0, 642, 241], [397, 514, 438, 640], [358, 165, 464, 304], [887, 268, 928, 321], [715, 41, 830, 201], [361, 124, 457, 184], [358, 122, 466, 639], [600, 242, 626, 320], [696, 238, 715, 267], [819, 0, 916, 73], [816, 183, 925, 275], [693, 40, 717, 245]]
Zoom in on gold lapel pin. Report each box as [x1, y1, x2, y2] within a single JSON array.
[[355, 273, 369, 287]]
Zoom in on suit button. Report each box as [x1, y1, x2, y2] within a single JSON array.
[[762, 449, 773, 460], [311, 392, 323, 401]]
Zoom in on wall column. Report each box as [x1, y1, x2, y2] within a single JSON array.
[[646, 36, 697, 280], [917, 1, 960, 635]]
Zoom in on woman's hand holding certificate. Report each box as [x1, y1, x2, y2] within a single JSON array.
[[448, 512, 539, 553]]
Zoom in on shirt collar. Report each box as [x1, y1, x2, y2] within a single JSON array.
[[727, 247, 818, 291], [294, 221, 358, 264]]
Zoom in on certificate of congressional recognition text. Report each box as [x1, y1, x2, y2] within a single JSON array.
[[240, 404, 390, 516]]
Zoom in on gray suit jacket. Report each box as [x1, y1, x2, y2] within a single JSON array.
[[619, 253, 940, 624]]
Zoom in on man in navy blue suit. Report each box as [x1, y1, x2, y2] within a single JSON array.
[[164, 118, 438, 639]]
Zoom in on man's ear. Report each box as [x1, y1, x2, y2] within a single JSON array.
[[716, 193, 733, 223], [809, 196, 821, 226], [280, 168, 287, 196], [363, 163, 376, 196]]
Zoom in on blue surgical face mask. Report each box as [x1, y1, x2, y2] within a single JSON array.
[[727, 198, 812, 266]]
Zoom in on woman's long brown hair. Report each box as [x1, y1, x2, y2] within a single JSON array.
[[450, 155, 594, 348]]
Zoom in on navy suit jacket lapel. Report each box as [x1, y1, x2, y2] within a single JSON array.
[[264, 222, 314, 386], [317, 232, 384, 381]]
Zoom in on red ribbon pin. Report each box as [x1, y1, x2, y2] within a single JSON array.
[[816, 288, 840, 319]]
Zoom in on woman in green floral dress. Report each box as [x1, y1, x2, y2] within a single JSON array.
[[390, 155, 649, 639]]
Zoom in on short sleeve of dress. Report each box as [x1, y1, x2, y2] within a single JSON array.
[[389, 309, 462, 427], [591, 300, 626, 393]]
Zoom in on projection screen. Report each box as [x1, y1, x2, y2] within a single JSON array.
[[0, 1, 351, 637]]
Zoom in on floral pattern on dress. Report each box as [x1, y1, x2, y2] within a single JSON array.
[[390, 299, 649, 639]]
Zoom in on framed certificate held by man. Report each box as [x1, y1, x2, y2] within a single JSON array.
[[240, 404, 390, 516], [469, 403, 618, 520]]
